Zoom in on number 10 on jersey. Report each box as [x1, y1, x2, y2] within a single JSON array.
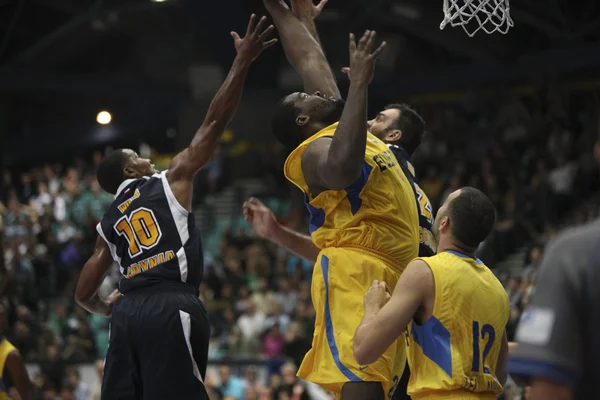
[[114, 207, 162, 257], [471, 321, 495, 374]]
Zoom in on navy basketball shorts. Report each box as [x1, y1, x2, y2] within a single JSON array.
[[101, 284, 210, 400]]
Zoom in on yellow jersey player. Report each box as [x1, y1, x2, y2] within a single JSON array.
[[354, 188, 509, 400], [0, 305, 32, 400], [245, 28, 419, 400]]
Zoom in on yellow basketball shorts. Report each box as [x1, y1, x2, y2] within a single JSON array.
[[297, 247, 407, 398]]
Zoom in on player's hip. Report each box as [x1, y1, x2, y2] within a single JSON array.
[[113, 281, 207, 322]]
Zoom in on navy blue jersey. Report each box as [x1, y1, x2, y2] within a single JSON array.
[[96, 171, 203, 294], [388, 144, 436, 257]]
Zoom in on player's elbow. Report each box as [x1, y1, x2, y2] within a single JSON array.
[[74, 281, 93, 305], [353, 346, 376, 366], [353, 335, 377, 366]]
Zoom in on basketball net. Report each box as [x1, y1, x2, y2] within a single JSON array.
[[440, 0, 514, 37]]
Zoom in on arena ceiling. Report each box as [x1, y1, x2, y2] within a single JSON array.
[[0, 0, 599, 164]]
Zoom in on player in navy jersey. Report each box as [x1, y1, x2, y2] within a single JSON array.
[[74, 15, 276, 400]]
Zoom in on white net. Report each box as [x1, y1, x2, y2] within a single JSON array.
[[440, 0, 514, 37]]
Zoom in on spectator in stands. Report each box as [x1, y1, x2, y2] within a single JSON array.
[[237, 300, 265, 342], [39, 345, 65, 393], [89, 359, 104, 400], [218, 365, 246, 400], [282, 320, 311, 369], [262, 323, 284, 359], [65, 368, 88, 400], [274, 278, 297, 316], [275, 363, 309, 400], [252, 278, 278, 316]]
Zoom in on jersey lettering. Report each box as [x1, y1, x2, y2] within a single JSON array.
[[114, 207, 162, 258], [126, 250, 175, 278], [414, 183, 433, 224], [373, 150, 397, 172], [117, 189, 140, 213]]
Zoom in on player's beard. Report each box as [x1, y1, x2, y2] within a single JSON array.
[[317, 98, 346, 126]]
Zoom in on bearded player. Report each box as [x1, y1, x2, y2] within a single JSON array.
[[246, 10, 419, 400]]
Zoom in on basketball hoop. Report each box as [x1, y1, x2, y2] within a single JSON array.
[[440, 0, 514, 37]]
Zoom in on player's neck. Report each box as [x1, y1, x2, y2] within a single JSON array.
[[437, 240, 476, 259]]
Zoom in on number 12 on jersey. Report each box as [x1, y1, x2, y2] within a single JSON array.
[[471, 321, 495, 374]]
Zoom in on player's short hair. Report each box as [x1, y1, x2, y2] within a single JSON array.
[[271, 98, 304, 150], [448, 187, 496, 251], [97, 150, 126, 195], [384, 103, 425, 155]]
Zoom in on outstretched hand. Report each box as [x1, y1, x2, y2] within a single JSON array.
[[242, 197, 280, 240], [347, 30, 386, 84], [290, 0, 328, 20], [231, 14, 278, 62]]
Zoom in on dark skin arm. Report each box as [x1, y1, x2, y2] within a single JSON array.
[[166, 15, 277, 211], [74, 237, 118, 316], [290, 0, 327, 46], [303, 31, 386, 192], [5, 351, 32, 400], [263, 0, 340, 98]]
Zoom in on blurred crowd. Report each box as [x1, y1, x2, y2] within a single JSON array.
[[0, 82, 599, 400]]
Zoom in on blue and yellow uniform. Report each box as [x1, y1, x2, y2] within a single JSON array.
[[284, 123, 420, 396], [388, 144, 436, 257], [0, 337, 17, 400], [406, 251, 509, 400]]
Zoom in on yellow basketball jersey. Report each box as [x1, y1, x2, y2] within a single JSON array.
[[406, 251, 509, 400], [284, 123, 419, 273], [0, 338, 17, 400]]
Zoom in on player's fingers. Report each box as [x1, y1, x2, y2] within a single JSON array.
[[357, 30, 370, 50], [371, 279, 379, 287], [259, 24, 275, 41], [230, 31, 241, 42], [341, 67, 350, 75], [262, 38, 278, 49], [315, 0, 328, 13], [348, 33, 357, 54], [254, 15, 268, 35], [246, 13, 257, 35], [364, 30, 377, 52], [370, 41, 387, 59], [248, 197, 264, 205]]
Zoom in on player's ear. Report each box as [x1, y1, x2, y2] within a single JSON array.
[[296, 115, 310, 126], [440, 215, 450, 233], [123, 166, 138, 179], [385, 129, 402, 142]]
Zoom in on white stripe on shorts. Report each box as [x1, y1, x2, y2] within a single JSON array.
[[178, 310, 203, 383]]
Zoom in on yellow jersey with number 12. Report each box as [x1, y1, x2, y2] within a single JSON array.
[[0, 337, 17, 400], [406, 251, 509, 400], [284, 122, 419, 272]]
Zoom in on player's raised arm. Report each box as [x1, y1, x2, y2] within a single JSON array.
[[289, 0, 327, 45], [353, 260, 432, 365], [263, 0, 340, 99], [243, 197, 320, 262], [303, 31, 386, 191], [167, 15, 277, 209]]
